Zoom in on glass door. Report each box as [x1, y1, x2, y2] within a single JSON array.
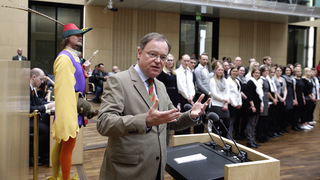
[[180, 15, 219, 64]]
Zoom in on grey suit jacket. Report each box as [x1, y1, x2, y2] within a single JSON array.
[[97, 65, 198, 180], [194, 65, 210, 95]]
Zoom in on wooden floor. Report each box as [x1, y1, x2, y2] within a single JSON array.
[[29, 95, 320, 180]]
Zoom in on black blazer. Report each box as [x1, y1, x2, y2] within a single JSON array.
[[30, 87, 46, 114], [12, 55, 27, 61], [246, 80, 261, 115]]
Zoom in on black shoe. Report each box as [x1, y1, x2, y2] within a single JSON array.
[[277, 131, 284, 136], [273, 133, 280, 137], [283, 129, 289, 133], [253, 141, 261, 146], [292, 127, 301, 132], [247, 142, 258, 148]]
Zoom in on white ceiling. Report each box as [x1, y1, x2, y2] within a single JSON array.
[[86, 0, 317, 24]]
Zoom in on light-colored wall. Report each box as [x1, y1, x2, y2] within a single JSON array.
[[219, 18, 288, 67], [31, 0, 85, 5], [0, 61, 30, 180], [84, 6, 180, 72], [0, 0, 28, 61]]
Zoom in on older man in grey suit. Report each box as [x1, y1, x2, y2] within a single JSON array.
[[193, 53, 211, 133], [97, 33, 209, 180]]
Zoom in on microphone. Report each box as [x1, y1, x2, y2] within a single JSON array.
[[183, 104, 217, 148], [207, 112, 231, 154], [183, 103, 192, 111], [211, 113, 247, 162]]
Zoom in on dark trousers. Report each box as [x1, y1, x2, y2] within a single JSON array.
[[94, 85, 103, 100], [256, 115, 268, 140], [175, 94, 191, 135], [267, 104, 277, 135], [303, 100, 314, 123], [283, 108, 293, 131], [30, 114, 50, 158], [234, 100, 248, 137], [193, 93, 209, 134], [293, 104, 304, 127], [271, 103, 281, 133], [277, 102, 287, 131]]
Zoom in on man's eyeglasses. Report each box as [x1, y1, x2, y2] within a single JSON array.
[[143, 50, 168, 62]]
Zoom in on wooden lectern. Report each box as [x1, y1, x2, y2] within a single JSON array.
[[167, 133, 280, 180]]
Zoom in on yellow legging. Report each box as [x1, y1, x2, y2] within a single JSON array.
[[48, 137, 77, 180]]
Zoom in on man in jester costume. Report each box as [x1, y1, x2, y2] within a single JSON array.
[[47, 23, 92, 180]]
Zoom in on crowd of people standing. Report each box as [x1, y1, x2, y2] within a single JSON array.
[[157, 54, 319, 148]]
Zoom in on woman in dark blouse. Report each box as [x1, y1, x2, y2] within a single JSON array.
[[235, 66, 248, 139], [157, 54, 180, 145], [293, 67, 304, 131], [157, 54, 181, 110], [282, 65, 297, 132], [301, 68, 316, 130], [246, 68, 263, 148]]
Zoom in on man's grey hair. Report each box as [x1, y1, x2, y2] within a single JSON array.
[[137, 32, 171, 54]]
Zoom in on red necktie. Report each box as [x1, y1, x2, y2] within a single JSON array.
[[148, 78, 156, 104]]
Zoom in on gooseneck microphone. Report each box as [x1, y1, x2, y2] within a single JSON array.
[[209, 112, 247, 162], [207, 112, 230, 154], [183, 104, 217, 148]]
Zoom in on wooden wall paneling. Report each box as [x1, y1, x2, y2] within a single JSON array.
[[256, 22, 270, 63], [239, 20, 254, 67]]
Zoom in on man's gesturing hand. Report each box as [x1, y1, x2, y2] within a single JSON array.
[[190, 94, 210, 119], [146, 99, 181, 127]]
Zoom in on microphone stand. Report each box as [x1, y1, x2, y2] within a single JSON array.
[[209, 120, 232, 156], [201, 120, 217, 149], [218, 119, 247, 162]]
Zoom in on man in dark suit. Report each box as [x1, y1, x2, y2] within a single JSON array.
[[97, 33, 209, 180], [30, 68, 55, 165], [92, 63, 108, 103], [12, 48, 27, 61]]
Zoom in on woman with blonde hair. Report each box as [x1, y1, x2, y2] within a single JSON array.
[[292, 67, 304, 131], [245, 62, 260, 82], [301, 68, 316, 130], [157, 54, 181, 145], [208, 64, 230, 138]]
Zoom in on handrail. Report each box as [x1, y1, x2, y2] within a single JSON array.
[[30, 110, 40, 180]]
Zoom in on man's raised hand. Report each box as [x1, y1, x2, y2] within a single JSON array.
[[146, 99, 181, 127]]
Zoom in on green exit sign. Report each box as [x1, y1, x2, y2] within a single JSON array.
[[196, 13, 201, 21]]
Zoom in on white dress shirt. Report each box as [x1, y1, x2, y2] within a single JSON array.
[[176, 66, 195, 99]]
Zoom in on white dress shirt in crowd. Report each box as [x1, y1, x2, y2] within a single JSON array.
[[176, 66, 195, 99]]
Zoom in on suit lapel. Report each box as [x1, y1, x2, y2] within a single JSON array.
[[128, 66, 154, 108]]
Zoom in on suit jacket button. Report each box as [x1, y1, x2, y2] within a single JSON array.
[[156, 157, 160, 161]]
